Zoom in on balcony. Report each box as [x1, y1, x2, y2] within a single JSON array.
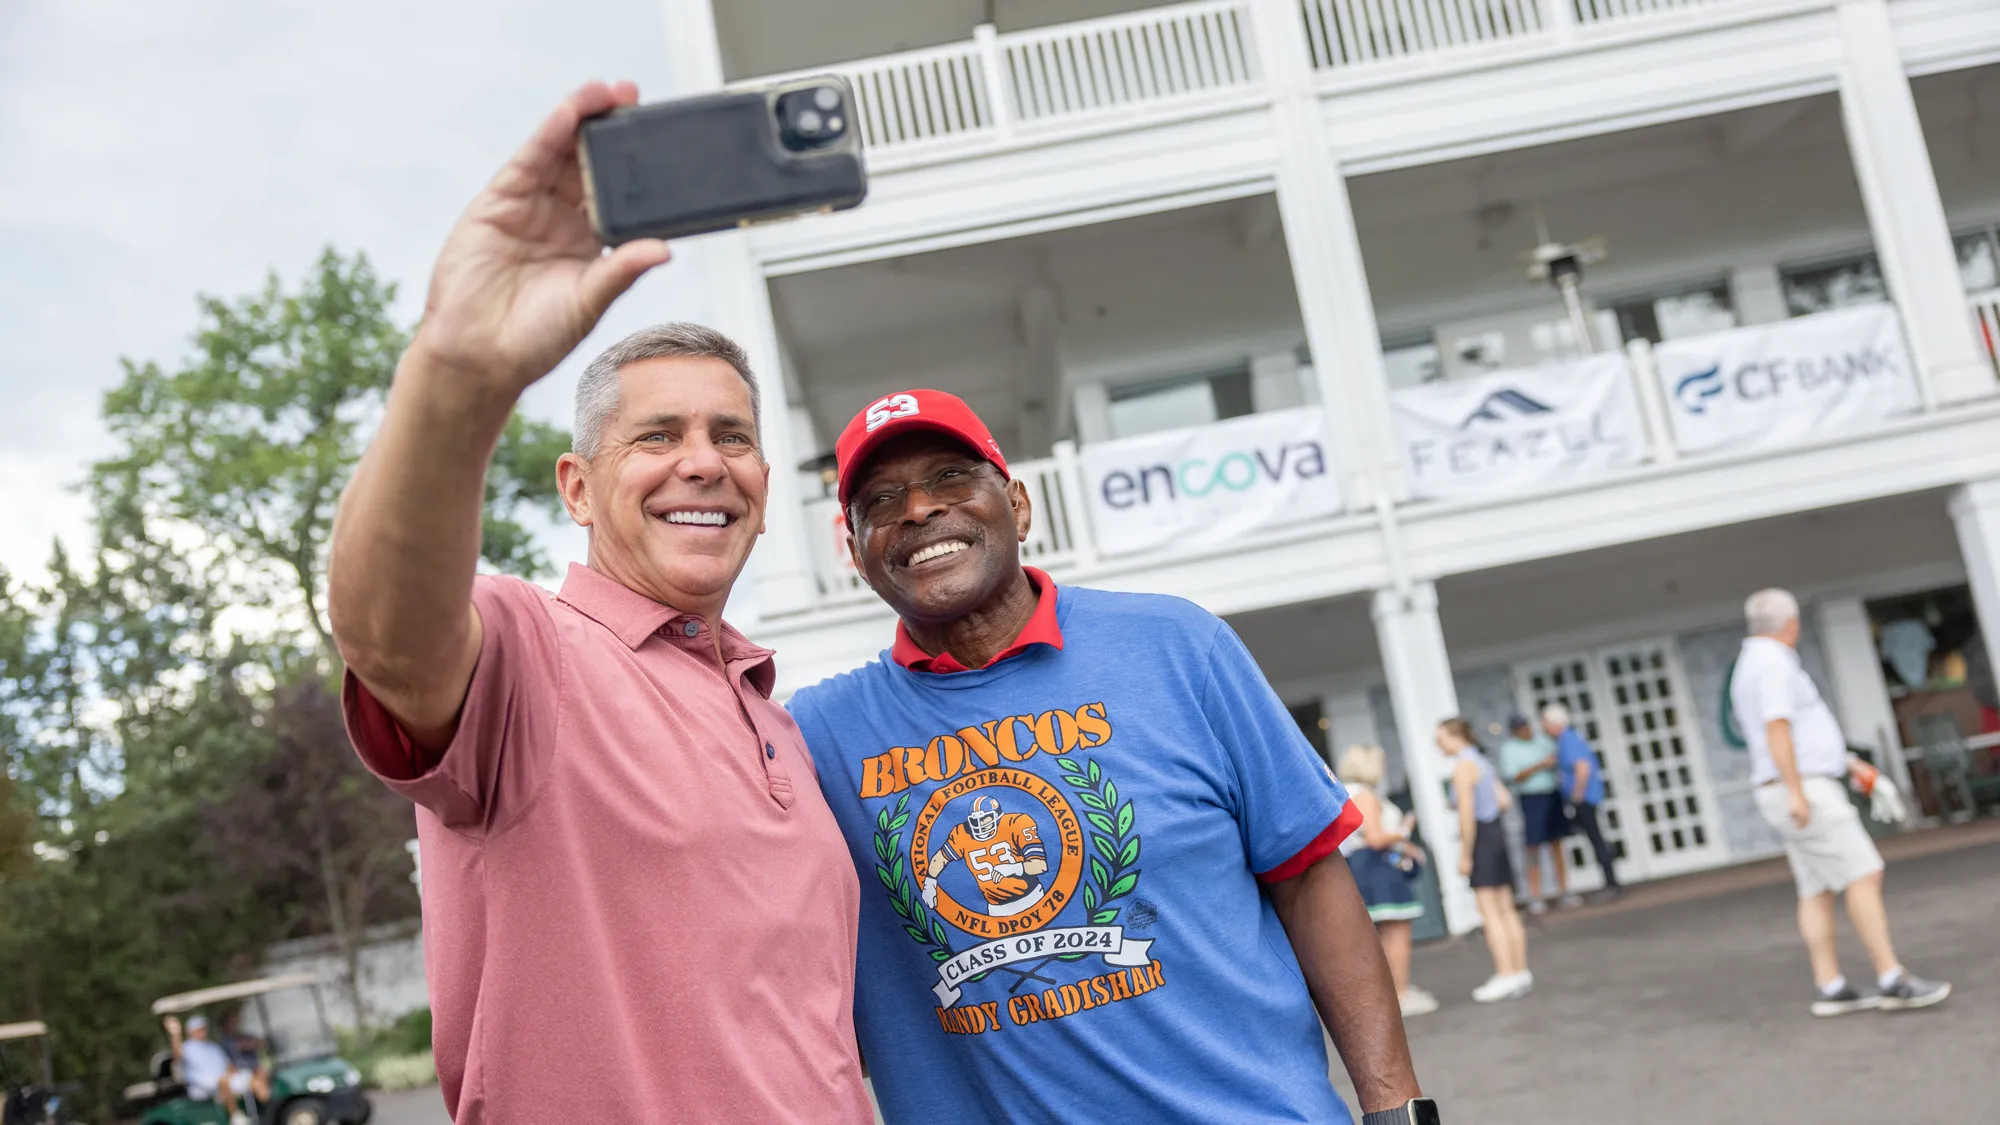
[[796, 295, 2000, 602], [734, 0, 1785, 169]]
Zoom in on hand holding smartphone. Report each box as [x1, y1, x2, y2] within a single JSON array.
[[578, 77, 868, 245]]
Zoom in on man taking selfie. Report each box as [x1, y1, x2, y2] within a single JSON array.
[[328, 83, 870, 1123], [788, 390, 1432, 1125]]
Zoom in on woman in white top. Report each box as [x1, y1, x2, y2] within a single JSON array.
[[1334, 744, 1438, 1017]]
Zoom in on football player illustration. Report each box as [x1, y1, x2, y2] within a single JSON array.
[[922, 795, 1048, 916]]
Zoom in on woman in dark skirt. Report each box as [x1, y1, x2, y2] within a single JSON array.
[[1437, 717, 1532, 1003], [1335, 744, 1437, 1016]]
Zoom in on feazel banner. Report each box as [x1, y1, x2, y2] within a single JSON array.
[[1652, 304, 1918, 455], [1079, 406, 1343, 558], [1391, 354, 1645, 501]]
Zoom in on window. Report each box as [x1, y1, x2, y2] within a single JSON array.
[[1105, 364, 1252, 440], [1603, 280, 1737, 345], [1380, 332, 1442, 389], [1781, 252, 1887, 317], [1958, 226, 1999, 294]]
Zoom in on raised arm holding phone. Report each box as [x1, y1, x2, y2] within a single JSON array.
[[327, 83, 871, 1123]]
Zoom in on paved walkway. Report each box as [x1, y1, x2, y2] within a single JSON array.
[[375, 822, 1999, 1124], [1332, 822, 2000, 1123]]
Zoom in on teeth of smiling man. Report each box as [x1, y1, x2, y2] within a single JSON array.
[[908, 541, 969, 566], [664, 510, 730, 527]]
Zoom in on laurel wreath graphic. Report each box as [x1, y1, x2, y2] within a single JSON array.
[[873, 791, 954, 965], [874, 758, 1144, 973], [1055, 756, 1142, 961]]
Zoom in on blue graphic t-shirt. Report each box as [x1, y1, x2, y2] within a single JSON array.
[[789, 585, 1358, 1125]]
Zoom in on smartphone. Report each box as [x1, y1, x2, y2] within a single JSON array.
[[578, 77, 867, 245]]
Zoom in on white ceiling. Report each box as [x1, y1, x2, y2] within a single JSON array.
[[768, 194, 1298, 456], [1225, 492, 1966, 684]]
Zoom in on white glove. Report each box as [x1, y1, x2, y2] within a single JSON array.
[[993, 861, 1025, 878], [921, 876, 939, 908], [1868, 777, 1908, 824], [1847, 756, 1907, 824]]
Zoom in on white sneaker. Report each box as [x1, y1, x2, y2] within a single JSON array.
[[229, 1115, 253, 1125], [1473, 972, 1533, 1003], [1399, 986, 1440, 1016]]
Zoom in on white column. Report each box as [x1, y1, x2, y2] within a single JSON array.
[[1250, 350, 1306, 412], [1949, 480, 2000, 708], [1372, 583, 1480, 935], [1073, 381, 1112, 445], [659, 0, 820, 620], [1835, 0, 1991, 406], [1728, 264, 1790, 326], [1815, 598, 1913, 805], [1249, 0, 1405, 507]]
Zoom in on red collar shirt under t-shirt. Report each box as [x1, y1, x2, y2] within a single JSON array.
[[342, 564, 871, 1125]]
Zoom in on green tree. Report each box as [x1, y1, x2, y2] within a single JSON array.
[[90, 247, 570, 658], [0, 249, 574, 1118]]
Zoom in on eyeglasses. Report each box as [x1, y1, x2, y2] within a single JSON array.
[[849, 462, 991, 529]]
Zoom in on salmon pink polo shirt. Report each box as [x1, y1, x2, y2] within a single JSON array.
[[343, 564, 871, 1125]]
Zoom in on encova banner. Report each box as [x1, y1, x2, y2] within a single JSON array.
[[1652, 305, 1918, 455], [1391, 354, 1645, 501], [1079, 406, 1343, 558]]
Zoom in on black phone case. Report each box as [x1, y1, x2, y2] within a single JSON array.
[[579, 81, 867, 245]]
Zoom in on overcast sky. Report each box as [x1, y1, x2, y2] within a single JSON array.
[[0, 0, 723, 586]]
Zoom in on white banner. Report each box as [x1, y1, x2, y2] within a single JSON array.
[[1078, 407, 1343, 558], [932, 926, 1155, 1007], [1391, 354, 1644, 500], [1652, 305, 1919, 455]]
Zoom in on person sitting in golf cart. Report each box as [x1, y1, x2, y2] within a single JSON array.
[[163, 1014, 266, 1124]]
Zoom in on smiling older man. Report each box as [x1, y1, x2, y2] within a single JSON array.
[[788, 390, 1432, 1125], [327, 84, 869, 1123]]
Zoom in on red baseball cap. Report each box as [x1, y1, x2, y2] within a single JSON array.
[[834, 389, 1009, 506]]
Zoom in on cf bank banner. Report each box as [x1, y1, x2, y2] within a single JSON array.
[[1392, 355, 1644, 500], [1080, 407, 1342, 558], [1653, 305, 1918, 455]]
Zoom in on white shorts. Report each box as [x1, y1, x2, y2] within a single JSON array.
[[1754, 775, 1884, 898]]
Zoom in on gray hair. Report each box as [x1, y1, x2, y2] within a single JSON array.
[[572, 323, 761, 458], [1745, 587, 1801, 637], [1540, 703, 1571, 729]]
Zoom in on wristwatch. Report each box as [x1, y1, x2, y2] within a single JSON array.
[[1361, 1098, 1440, 1125]]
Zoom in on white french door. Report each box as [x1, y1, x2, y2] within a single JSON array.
[[1514, 639, 1727, 886]]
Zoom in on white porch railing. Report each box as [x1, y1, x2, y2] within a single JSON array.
[[839, 42, 996, 152], [1000, 0, 1259, 125], [803, 450, 1094, 602], [1300, 0, 1547, 70], [742, 0, 1259, 161], [1302, 0, 1741, 74], [1571, 0, 1713, 24], [1972, 288, 2000, 374], [745, 0, 1783, 162]]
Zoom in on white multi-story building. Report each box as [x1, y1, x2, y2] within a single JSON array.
[[658, 0, 2000, 932]]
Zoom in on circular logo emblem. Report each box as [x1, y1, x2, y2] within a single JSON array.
[[911, 767, 1084, 939]]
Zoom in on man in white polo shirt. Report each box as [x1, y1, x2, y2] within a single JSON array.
[[1730, 587, 1949, 1017]]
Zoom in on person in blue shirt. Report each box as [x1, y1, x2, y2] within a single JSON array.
[[788, 389, 1432, 1125], [1543, 704, 1623, 901], [1497, 713, 1573, 913]]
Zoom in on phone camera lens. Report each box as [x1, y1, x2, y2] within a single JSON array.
[[777, 86, 847, 150]]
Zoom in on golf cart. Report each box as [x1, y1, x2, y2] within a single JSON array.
[[123, 974, 370, 1125], [1, 1021, 78, 1125]]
